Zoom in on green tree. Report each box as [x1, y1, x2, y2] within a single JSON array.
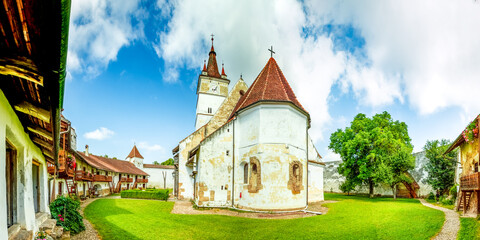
[[153, 161, 160, 165], [161, 158, 174, 166], [424, 139, 457, 196], [329, 111, 414, 198]]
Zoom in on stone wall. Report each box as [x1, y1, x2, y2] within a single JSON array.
[[324, 151, 433, 197]]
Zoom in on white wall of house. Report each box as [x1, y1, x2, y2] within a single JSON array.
[[0, 90, 50, 238], [143, 167, 174, 189]]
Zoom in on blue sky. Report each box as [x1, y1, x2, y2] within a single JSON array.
[[64, 0, 480, 163]]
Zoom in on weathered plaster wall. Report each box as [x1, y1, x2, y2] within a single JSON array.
[[0, 90, 50, 238], [177, 126, 206, 199], [233, 105, 308, 210], [308, 162, 324, 202], [460, 138, 479, 176], [195, 122, 233, 207], [143, 167, 174, 189]]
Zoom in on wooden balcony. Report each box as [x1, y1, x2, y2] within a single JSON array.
[[93, 175, 113, 182], [57, 151, 75, 178], [461, 172, 480, 191], [120, 177, 127, 182], [47, 163, 55, 175], [75, 171, 93, 181], [126, 177, 133, 183], [136, 178, 148, 183]]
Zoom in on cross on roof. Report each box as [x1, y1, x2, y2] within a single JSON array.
[[211, 34, 214, 44], [268, 46, 275, 58]]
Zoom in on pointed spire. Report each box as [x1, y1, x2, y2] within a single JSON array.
[[127, 144, 144, 159], [221, 62, 226, 77], [202, 60, 207, 72], [206, 34, 221, 78]]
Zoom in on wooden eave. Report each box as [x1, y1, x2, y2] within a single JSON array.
[[0, 0, 71, 165]]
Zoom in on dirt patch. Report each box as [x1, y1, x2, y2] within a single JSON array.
[[171, 200, 337, 219]]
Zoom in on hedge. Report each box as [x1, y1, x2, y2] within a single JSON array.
[[121, 189, 170, 200]]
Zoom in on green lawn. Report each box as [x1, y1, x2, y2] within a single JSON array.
[[84, 193, 444, 240], [458, 218, 480, 240]]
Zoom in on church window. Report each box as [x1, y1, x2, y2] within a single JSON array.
[[248, 157, 262, 193], [243, 164, 248, 184], [208, 107, 212, 113], [288, 161, 304, 194]]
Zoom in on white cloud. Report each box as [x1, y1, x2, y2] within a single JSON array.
[[306, 0, 480, 116], [67, 0, 145, 79], [137, 141, 165, 152], [84, 127, 114, 140], [155, 0, 480, 145], [154, 0, 346, 142]]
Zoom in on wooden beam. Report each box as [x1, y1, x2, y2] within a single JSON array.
[[27, 126, 52, 141], [14, 101, 50, 122], [42, 149, 54, 160], [0, 57, 43, 86], [32, 137, 53, 151]]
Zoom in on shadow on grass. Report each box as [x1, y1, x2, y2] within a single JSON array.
[[85, 199, 141, 240], [325, 193, 420, 204]]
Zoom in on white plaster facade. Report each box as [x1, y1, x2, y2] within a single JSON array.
[[0, 90, 51, 239], [142, 167, 174, 189]]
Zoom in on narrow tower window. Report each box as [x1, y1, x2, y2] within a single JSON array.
[[244, 164, 248, 184], [208, 107, 212, 113]]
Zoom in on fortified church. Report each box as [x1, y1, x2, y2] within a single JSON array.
[[172, 38, 325, 210]]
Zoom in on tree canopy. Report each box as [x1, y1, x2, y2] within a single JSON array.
[[161, 158, 174, 166], [424, 139, 457, 195], [329, 111, 415, 198]]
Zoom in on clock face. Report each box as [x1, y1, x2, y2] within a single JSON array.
[[209, 82, 219, 93]]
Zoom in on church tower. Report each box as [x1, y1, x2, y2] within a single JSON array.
[[195, 36, 230, 130], [126, 144, 144, 169]]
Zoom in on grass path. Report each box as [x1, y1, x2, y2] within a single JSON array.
[[84, 194, 444, 240]]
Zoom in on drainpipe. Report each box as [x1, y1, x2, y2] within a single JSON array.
[[232, 119, 236, 207], [305, 125, 309, 209]]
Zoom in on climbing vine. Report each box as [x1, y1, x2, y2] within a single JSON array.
[[462, 116, 479, 144]]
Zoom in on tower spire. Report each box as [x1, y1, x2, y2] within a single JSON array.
[[221, 62, 226, 77], [202, 60, 207, 72], [205, 34, 220, 78]]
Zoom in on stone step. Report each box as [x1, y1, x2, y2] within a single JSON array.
[[40, 219, 57, 234], [35, 212, 50, 227], [53, 226, 64, 240], [9, 229, 33, 240]]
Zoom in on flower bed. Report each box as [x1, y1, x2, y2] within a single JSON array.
[[121, 189, 170, 201]]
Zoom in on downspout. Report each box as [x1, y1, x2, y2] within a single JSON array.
[[305, 125, 309, 209], [232, 119, 235, 207]]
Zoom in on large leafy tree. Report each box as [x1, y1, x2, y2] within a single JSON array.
[[329, 111, 414, 198], [161, 158, 174, 166], [424, 139, 457, 196]]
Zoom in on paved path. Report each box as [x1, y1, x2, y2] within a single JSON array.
[[420, 199, 460, 240], [71, 197, 104, 240]]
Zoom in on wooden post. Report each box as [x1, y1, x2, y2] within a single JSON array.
[[464, 191, 467, 214]]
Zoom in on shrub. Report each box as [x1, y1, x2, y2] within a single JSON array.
[[442, 198, 454, 205], [449, 185, 458, 200], [427, 192, 435, 201], [121, 189, 169, 201], [49, 196, 85, 234], [340, 181, 355, 195]]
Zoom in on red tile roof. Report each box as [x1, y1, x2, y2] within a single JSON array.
[[76, 151, 149, 176], [143, 164, 175, 169], [206, 45, 221, 78], [127, 145, 144, 159], [229, 57, 308, 119]]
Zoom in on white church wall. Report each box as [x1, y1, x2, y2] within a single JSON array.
[[308, 162, 324, 202], [234, 104, 309, 210], [143, 167, 174, 189], [0, 90, 51, 238], [195, 94, 226, 129], [195, 122, 233, 207]]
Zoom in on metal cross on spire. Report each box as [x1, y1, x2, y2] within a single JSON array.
[[211, 34, 214, 45], [268, 46, 275, 58]]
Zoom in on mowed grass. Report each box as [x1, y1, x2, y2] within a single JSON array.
[[84, 193, 444, 240], [458, 218, 480, 240]]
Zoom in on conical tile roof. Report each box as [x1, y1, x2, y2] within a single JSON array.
[[127, 145, 144, 159]]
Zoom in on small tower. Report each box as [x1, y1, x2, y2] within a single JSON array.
[[195, 35, 230, 130], [126, 145, 144, 169]]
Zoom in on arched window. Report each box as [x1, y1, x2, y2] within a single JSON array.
[[288, 161, 303, 194], [248, 157, 262, 193], [243, 164, 248, 184]]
